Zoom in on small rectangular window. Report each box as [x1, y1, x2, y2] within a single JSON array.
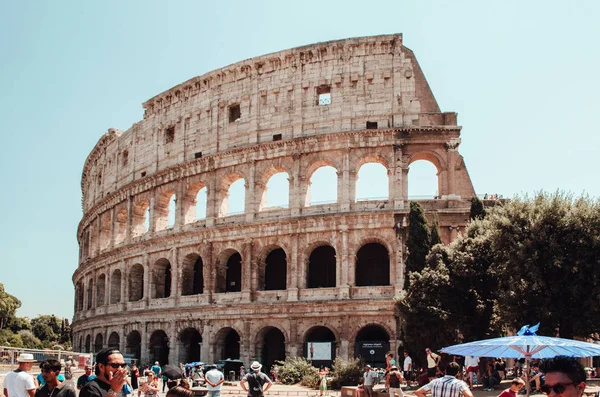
[[273, 134, 282, 141], [366, 121, 378, 129], [141, 172, 146, 177], [229, 104, 241, 122], [195, 152, 203, 159], [316, 86, 331, 106], [165, 126, 175, 144], [122, 150, 129, 166]]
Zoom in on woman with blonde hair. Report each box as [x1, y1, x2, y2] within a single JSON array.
[[139, 372, 160, 397]]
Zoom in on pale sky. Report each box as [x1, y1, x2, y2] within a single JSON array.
[[1, 0, 598, 320]]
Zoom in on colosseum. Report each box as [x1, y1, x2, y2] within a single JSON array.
[[72, 33, 476, 370]]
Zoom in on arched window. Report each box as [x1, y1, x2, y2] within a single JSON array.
[[264, 248, 287, 290], [152, 259, 172, 299], [110, 269, 122, 304], [195, 187, 207, 220], [408, 160, 440, 199], [260, 172, 289, 210], [356, 162, 389, 201], [220, 178, 245, 216], [181, 254, 204, 296], [307, 246, 336, 288], [355, 243, 390, 286], [96, 274, 106, 306], [306, 166, 337, 206], [132, 200, 150, 237], [128, 264, 144, 302], [156, 191, 176, 231]]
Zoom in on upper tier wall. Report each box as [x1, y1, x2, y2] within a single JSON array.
[[81, 34, 455, 212]]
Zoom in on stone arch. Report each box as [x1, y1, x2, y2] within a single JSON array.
[[152, 258, 172, 299], [108, 332, 120, 349], [98, 214, 111, 251], [149, 329, 170, 365], [258, 165, 291, 211], [355, 156, 390, 201], [352, 323, 392, 367], [96, 274, 106, 306], [407, 151, 445, 199], [183, 181, 207, 224], [256, 246, 287, 291], [178, 327, 202, 364], [110, 269, 122, 304], [94, 333, 104, 352], [128, 263, 144, 302], [255, 326, 286, 372], [355, 242, 390, 286], [214, 327, 241, 360], [307, 244, 336, 288], [303, 325, 338, 364], [215, 249, 242, 293], [218, 173, 246, 217], [132, 199, 150, 237], [114, 207, 128, 245], [305, 160, 339, 206], [125, 330, 142, 362], [86, 279, 94, 309], [155, 188, 177, 231], [76, 281, 84, 312], [181, 253, 204, 296], [354, 153, 391, 173], [85, 334, 91, 353]]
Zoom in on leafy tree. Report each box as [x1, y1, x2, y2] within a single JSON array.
[[31, 316, 58, 342], [8, 316, 31, 333], [0, 283, 21, 330], [405, 201, 431, 288], [469, 196, 486, 220], [18, 330, 42, 349], [430, 215, 442, 246]]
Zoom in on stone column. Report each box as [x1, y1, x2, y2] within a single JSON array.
[[140, 323, 148, 365], [120, 260, 126, 308], [245, 162, 256, 222], [445, 138, 461, 199], [126, 195, 133, 244], [171, 247, 180, 302], [287, 231, 299, 301], [242, 240, 253, 301], [205, 172, 217, 227], [175, 180, 186, 231], [143, 253, 151, 306], [168, 326, 178, 365], [339, 226, 351, 299], [340, 149, 351, 211], [290, 153, 302, 217], [201, 323, 211, 363], [149, 196, 157, 233], [339, 340, 350, 361], [109, 207, 116, 249]]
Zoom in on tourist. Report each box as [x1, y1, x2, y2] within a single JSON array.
[[529, 363, 545, 394], [403, 352, 413, 379], [538, 356, 586, 397], [79, 348, 128, 397], [138, 373, 159, 397], [386, 353, 397, 371], [362, 365, 378, 397], [464, 356, 479, 388], [130, 364, 139, 392], [480, 360, 500, 391], [77, 366, 96, 390], [35, 359, 76, 397], [497, 378, 525, 397], [150, 362, 161, 379], [414, 362, 473, 397], [165, 386, 193, 397], [204, 365, 224, 397], [3, 353, 37, 397], [425, 348, 441, 382], [318, 367, 329, 396], [240, 361, 272, 397], [386, 365, 404, 397]]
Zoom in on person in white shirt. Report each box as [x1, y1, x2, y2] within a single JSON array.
[[464, 356, 479, 389], [415, 362, 474, 397], [204, 366, 224, 397], [403, 352, 413, 381], [425, 348, 441, 381], [362, 365, 378, 397], [4, 353, 36, 397]]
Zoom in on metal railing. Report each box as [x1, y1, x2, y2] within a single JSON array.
[[0, 346, 92, 373]]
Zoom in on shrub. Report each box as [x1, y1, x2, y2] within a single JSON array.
[[301, 371, 321, 389], [330, 358, 364, 389], [273, 357, 319, 386]]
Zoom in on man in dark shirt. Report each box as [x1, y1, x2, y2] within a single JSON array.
[[77, 366, 96, 390], [79, 348, 128, 397], [35, 359, 76, 397]]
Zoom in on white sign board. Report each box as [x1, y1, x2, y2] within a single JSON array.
[[306, 342, 331, 360]]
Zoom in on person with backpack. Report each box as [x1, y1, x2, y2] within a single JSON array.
[[386, 366, 404, 397], [240, 362, 272, 397]]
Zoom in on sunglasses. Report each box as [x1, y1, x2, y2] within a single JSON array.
[[541, 382, 576, 394], [107, 363, 127, 368]]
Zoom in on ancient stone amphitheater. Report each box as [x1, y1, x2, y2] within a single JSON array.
[[72, 34, 476, 370]]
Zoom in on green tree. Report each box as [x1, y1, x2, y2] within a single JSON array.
[[430, 215, 442, 246], [8, 316, 31, 333], [0, 283, 21, 330], [469, 196, 486, 220], [31, 316, 58, 342], [405, 201, 431, 288], [18, 330, 42, 349]]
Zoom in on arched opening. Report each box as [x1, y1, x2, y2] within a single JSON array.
[[108, 332, 120, 349], [215, 328, 240, 360], [304, 326, 336, 367], [114, 208, 127, 245], [110, 269, 122, 304], [307, 246, 336, 288], [178, 328, 202, 364], [264, 248, 287, 290], [257, 327, 286, 372], [149, 330, 170, 365], [128, 263, 144, 302], [96, 274, 106, 306], [152, 259, 172, 299], [226, 253, 242, 293], [354, 325, 390, 368], [408, 159, 440, 200], [181, 254, 204, 296], [356, 162, 389, 201], [260, 172, 290, 210], [219, 176, 245, 217], [126, 331, 142, 363], [156, 191, 176, 231], [76, 282, 84, 312], [355, 243, 390, 286], [85, 335, 91, 353], [94, 333, 103, 353], [183, 183, 207, 224], [86, 280, 94, 309], [306, 166, 338, 206], [99, 215, 111, 251], [195, 187, 207, 221], [132, 200, 150, 237]]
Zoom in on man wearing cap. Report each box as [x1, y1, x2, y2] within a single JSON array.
[[79, 347, 128, 397], [386, 366, 404, 397], [240, 361, 272, 397], [77, 365, 96, 390], [3, 353, 36, 397], [35, 359, 76, 397], [362, 365, 378, 397]]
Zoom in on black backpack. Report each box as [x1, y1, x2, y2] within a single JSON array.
[[246, 373, 265, 397]]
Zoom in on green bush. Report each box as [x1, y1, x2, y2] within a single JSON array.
[[330, 358, 364, 389], [301, 371, 321, 389], [273, 357, 319, 385]]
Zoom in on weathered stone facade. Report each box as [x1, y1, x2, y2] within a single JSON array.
[[72, 34, 476, 368]]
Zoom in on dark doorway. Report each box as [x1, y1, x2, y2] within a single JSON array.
[[265, 248, 287, 290], [94, 333, 103, 353], [304, 326, 336, 367], [354, 325, 390, 368], [149, 330, 170, 365], [193, 257, 204, 294], [179, 328, 202, 364], [308, 246, 336, 288], [226, 253, 242, 292], [85, 335, 91, 353], [260, 327, 286, 372], [108, 332, 119, 349], [218, 328, 240, 359], [126, 331, 142, 363], [355, 243, 390, 286]]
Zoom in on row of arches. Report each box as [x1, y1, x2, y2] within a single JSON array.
[[81, 159, 439, 258], [77, 324, 392, 370], [75, 242, 391, 311]]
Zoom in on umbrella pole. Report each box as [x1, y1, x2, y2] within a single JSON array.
[[525, 357, 531, 397]]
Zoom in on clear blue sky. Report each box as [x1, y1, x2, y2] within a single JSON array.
[[1, 0, 598, 320]]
